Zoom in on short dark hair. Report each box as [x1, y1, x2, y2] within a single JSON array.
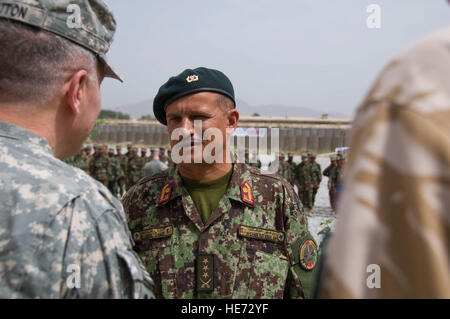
[[216, 94, 235, 114], [0, 19, 97, 106]]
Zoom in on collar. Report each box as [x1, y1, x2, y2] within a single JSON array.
[[0, 121, 53, 155], [155, 163, 254, 208]]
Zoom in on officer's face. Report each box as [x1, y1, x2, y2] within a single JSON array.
[[166, 92, 239, 164]]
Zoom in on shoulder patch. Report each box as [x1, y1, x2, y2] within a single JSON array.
[[157, 183, 172, 205], [299, 239, 318, 271], [240, 180, 254, 205]]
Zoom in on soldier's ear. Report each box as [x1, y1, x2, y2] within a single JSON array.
[[226, 109, 239, 129], [65, 70, 89, 115]]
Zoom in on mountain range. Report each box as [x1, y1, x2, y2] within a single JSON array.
[[108, 98, 349, 119]]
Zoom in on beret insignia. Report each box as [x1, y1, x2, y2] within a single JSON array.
[[186, 75, 199, 83], [300, 239, 318, 271], [157, 183, 172, 205], [240, 180, 254, 206]]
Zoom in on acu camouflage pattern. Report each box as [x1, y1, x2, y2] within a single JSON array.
[[0, 0, 121, 81], [320, 27, 450, 298], [123, 163, 319, 299], [0, 121, 154, 298]]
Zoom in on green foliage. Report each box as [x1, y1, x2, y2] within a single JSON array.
[[89, 118, 105, 138], [139, 114, 155, 120], [98, 109, 130, 120], [318, 218, 334, 236], [251, 112, 260, 117]]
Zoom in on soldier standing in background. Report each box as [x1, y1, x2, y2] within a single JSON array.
[[143, 148, 168, 177], [0, 0, 153, 298], [127, 147, 145, 189], [107, 148, 122, 197], [116, 145, 128, 197], [308, 152, 321, 214], [89, 144, 110, 188], [323, 155, 338, 213], [285, 153, 297, 187], [296, 152, 313, 216], [244, 149, 261, 168], [140, 147, 150, 164], [159, 146, 168, 165]]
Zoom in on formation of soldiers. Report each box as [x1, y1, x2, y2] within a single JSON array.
[[64, 144, 170, 198], [269, 150, 346, 216]]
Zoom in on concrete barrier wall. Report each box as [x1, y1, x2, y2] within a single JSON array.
[[90, 119, 351, 153]]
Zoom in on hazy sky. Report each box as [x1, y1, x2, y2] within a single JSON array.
[[101, 0, 450, 118]]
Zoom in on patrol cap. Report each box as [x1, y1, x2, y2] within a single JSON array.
[[308, 151, 316, 158], [153, 67, 236, 125], [288, 152, 293, 156], [0, 0, 122, 82], [301, 152, 309, 159]]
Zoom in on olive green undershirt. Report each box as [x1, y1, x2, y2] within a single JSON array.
[[181, 166, 233, 224]]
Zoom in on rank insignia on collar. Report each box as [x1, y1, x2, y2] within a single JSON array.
[[157, 183, 172, 205], [300, 239, 318, 271], [240, 180, 254, 206], [186, 75, 199, 83]]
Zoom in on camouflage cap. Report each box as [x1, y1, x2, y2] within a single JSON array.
[[287, 152, 293, 156], [330, 155, 337, 161], [301, 152, 309, 159], [0, 0, 122, 82], [308, 151, 316, 158]]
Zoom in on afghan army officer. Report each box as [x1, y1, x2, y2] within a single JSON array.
[[323, 155, 338, 213], [127, 147, 145, 189], [123, 67, 319, 299], [296, 152, 313, 216], [308, 152, 321, 214], [115, 145, 128, 197]]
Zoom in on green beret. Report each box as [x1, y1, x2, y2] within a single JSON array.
[[153, 67, 236, 125]]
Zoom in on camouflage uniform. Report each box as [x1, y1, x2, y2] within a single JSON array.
[[296, 161, 313, 210], [322, 159, 337, 211], [127, 154, 145, 189], [284, 160, 297, 186], [115, 152, 128, 196], [0, 121, 154, 298], [107, 152, 123, 197], [309, 160, 321, 207], [320, 27, 450, 298], [123, 163, 319, 299], [89, 151, 110, 187]]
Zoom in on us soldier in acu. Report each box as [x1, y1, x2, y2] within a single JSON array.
[[0, 0, 153, 298], [122, 67, 318, 299]]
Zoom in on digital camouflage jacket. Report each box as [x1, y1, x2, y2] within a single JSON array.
[[123, 163, 319, 299]]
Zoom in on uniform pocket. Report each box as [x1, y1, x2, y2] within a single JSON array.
[[134, 234, 177, 298], [233, 241, 289, 299]]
